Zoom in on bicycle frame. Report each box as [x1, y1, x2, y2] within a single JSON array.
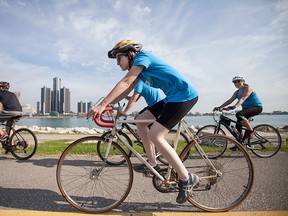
[[120, 122, 142, 143], [176, 119, 220, 179], [0, 116, 19, 145], [95, 106, 220, 182], [213, 113, 246, 142]]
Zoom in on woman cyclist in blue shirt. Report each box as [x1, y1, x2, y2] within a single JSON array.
[[87, 39, 199, 204], [214, 76, 263, 142]]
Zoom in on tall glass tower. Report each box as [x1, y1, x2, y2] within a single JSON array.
[[60, 87, 71, 114], [51, 77, 59, 112], [41, 86, 51, 114]]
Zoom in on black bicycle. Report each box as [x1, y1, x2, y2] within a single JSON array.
[[0, 111, 37, 160], [196, 109, 282, 158], [97, 116, 190, 165]]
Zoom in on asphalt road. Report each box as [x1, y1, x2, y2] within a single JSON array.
[[0, 151, 288, 213]]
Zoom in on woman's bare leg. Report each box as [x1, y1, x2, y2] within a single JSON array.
[[135, 110, 157, 166], [240, 118, 253, 131], [149, 121, 189, 180]]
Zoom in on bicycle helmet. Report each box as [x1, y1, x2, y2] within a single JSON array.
[[232, 76, 244, 82], [108, 39, 143, 58], [0, 82, 10, 90]]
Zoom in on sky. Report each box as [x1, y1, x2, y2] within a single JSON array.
[[0, 0, 287, 114]]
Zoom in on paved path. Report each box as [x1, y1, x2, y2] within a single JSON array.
[[1, 152, 288, 214], [0, 210, 287, 216]]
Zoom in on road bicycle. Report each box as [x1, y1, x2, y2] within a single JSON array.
[[97, 110, 190, 166], [56, 104, 254, 213], [196, 109, 282, 158], [0, 111, 37, 160]]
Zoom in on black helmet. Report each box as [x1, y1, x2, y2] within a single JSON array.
[[0, 82, 10, 90], [108, 39, 143, 58]]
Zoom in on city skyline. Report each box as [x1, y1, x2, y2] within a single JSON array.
[[38, 77, 71, 115]]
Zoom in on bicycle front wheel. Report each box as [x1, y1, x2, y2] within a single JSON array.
[[196, 125, 227, 159], [180, 134, 254, 212], [249, 124, 282, 158], [56, 136, 133, 214], [10, 128, 37, 160]]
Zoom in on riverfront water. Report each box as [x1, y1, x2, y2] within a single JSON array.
[[16, 114, 288, 129]]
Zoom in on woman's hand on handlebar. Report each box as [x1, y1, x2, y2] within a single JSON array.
[[86, 104, 106, 119], [213, 106, 236, 112], [213, 107, 221, 112], [224, 106, 236, 111]]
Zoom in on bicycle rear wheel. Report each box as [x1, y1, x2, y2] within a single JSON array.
[[180, 134, 254, 212], [10, 128, 37, 160], [56, 136, 133, 213], [196, 125, 227, 159], [249, 124, 282, 158]]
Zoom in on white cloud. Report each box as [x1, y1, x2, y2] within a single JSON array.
[[0, 0, 287, 113]]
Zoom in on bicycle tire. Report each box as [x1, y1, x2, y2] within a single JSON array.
[[56, 136, 133, 214], [157, 129, 190, 165], [196, 125, 227, 158], [10, 128, 37, 160], [249, 124, 282, 158], [180, 134, 254, 212], [97, 130, 133, 165]]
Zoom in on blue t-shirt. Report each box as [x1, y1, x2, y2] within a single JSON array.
[[236, 86, 263, 108], [134, 80, 162, 107], [133, 51, 198, 103]]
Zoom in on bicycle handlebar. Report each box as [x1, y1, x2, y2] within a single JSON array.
[[93, 106, 115, 128]]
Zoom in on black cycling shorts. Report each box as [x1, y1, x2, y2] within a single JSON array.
[[236, 106, 263, 121], [147, 97, 198, 130]]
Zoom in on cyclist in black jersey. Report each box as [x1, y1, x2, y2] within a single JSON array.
[[0, 82, 22, 139]]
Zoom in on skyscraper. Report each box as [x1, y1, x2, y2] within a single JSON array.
[[77, 101, 86, 113], [60, 87, 71, 114], [41, 86, 51, 114], [51, 77, 59, 112]]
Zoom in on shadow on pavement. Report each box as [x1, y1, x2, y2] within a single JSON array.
[[0, 187, 199, 213]]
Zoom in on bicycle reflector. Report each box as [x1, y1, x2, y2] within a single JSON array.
[[93, 106, 115, 128]]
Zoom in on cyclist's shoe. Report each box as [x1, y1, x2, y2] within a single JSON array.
[[176, 173, 199, 204], [133, 163, 161, 173], [229, 145, 239, 151], [4, 145, 17, 154]]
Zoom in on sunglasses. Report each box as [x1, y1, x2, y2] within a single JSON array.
[[116, 54, 127, 63], [233, 80, 242, 84]]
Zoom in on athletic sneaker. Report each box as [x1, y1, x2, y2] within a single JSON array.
[[133, 163, 161, 173], [176, 173, 200, 204]]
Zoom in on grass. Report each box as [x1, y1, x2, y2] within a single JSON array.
[[281, 138, 288, 151], [34, 137, 288, 156], [36, 140, 71, 155]]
